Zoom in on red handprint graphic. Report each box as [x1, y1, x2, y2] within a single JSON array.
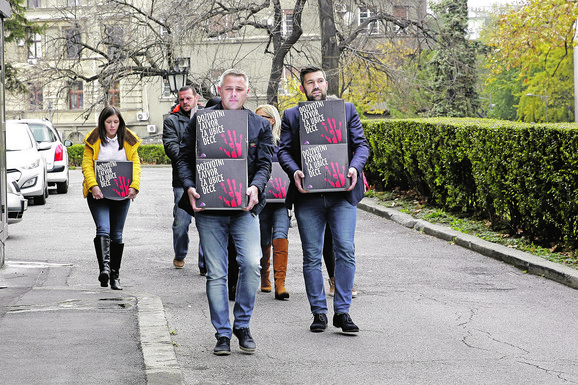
[[320, 118, 343, 144], [268, 177, 287, 199], [219, 130, 243, 158], [324, 162, 346, 188], [112, 176, 131, 197], [219, 178, 244, 207]]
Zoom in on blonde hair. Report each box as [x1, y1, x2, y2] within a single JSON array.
[[256, 104, 281, 145]]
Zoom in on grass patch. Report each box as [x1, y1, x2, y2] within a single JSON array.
[[365, 189, 578, 270]]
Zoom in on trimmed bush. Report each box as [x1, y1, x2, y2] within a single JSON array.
[[363, 118, 578, 247], [68, 144, 84, 167], [69, 143, 170, 167], [137, 144, 170, 164]]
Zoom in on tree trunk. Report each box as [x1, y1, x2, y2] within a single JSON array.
[[266, 0, 308, 105], [318, 0, 339, 96]]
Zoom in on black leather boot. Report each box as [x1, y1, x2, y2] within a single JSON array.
[[110, 242, 124, 290], [94, 236, 110, 287]]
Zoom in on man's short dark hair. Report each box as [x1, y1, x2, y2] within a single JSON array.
[[179, 85, 197, 95], [299, 65, 326, 86]]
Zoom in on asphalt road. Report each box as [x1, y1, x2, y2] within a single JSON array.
[[4, 167, 578, 385]]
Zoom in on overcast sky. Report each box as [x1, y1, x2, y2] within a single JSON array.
[[468, 0, 521, 7]]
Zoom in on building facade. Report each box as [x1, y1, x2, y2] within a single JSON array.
[[5, 0, 427, 142]]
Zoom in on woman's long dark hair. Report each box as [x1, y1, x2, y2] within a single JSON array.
[[97, 106, 126, 150]]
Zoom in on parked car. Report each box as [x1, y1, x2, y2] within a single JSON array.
[[6, 121, 50, 205], [9, 119, 72, 194], [7, 176, 28, 224]]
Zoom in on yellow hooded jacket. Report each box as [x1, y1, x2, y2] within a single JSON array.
[[82, 128, 142, 198]]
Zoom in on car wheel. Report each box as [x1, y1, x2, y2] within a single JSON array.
[[34, 193, 46, 205], [57, 170, 69, 194], [56, 181, 69, 194], [44, 185, 49, 198]]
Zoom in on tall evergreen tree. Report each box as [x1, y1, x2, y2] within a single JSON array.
[[428, 0, 480, 117]]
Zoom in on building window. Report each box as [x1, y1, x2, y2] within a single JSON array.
[[104, 25, 123, 58], [160, 23, 169, 37], [161, 78, 172, 98], [210, 69, 224, 95], [206, 14, 235, 39], [68, 0, 82, 5], [27, 0, 41, 9], [29, 84, 43, 111], [28, 33, 42, 59], [359, 7, 379, 35], [393, 6, 408, 19], [69, 81, 83, 109], [277, 68, 291, 96], [108, 82, 121, 107], [65, 27, 82, 59], [283, 10, 293, 37]]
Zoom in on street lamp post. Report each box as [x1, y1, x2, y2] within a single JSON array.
[[165, 59, 190, 95], [526, 92, 549, 123]]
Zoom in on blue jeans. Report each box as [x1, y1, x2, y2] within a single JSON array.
[[87, 195, 131, 244], [198, 244, 205, 270], [195, 211, 262, 339], [259, 203, 290, 246], [172, 187, 193, 260], [294, 194, 357, 315]]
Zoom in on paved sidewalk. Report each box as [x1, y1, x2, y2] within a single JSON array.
[[0, 261, 182, 385]]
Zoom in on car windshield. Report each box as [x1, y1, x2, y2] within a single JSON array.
[[6, 125, 35, 151], [27, 123, 55, 143]]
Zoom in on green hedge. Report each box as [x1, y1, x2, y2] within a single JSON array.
[[138, 144, 170, 164], [68, 144, 84, 167], [68, 144, 171, 167], [363, 118, 578, 247]]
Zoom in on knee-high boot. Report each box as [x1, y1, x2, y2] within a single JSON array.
[[260, 244, 271, 292], [94, 236, 110, 287], [272, 238, 289, 300], [110, 242, 124, 290]]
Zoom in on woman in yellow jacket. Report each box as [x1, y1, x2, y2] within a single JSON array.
[[82, 106, 141, 290]]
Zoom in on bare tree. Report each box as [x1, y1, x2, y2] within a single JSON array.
[[199, 0, 307, 106], [22, 0, 212, 118], [204, 0, 435, 105], [16, 0, 436, 120], [318, 0, 434, 97]]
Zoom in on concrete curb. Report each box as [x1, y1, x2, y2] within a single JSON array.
[[358, 197, 578, 290], [136, 294, 184, 385]]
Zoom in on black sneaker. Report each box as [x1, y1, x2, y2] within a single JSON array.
[[213, 336, 231, 356], [233, 327, 256, 353], [333, 313, 359, 334], [310, 313, 328, 332]]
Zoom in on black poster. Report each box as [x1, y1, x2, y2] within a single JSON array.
[[195, 110, 249, 209], [298, 99, 350, 192], [195, 159, 248, 209], [94, 161, 133, 200], [298, 99, 347, 145], [300, 144, 350, 192], [265, 162, 289, 203], [196, 109, 248, 159]]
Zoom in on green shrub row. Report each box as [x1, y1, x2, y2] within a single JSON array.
[[68, 144, 171, 167], [363, 117, 578, 248]]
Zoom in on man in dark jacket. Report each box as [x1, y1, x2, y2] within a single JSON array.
[[163, 85, 202, 269], [176, 69, 273, 356], [278, 65, 369, 335]]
